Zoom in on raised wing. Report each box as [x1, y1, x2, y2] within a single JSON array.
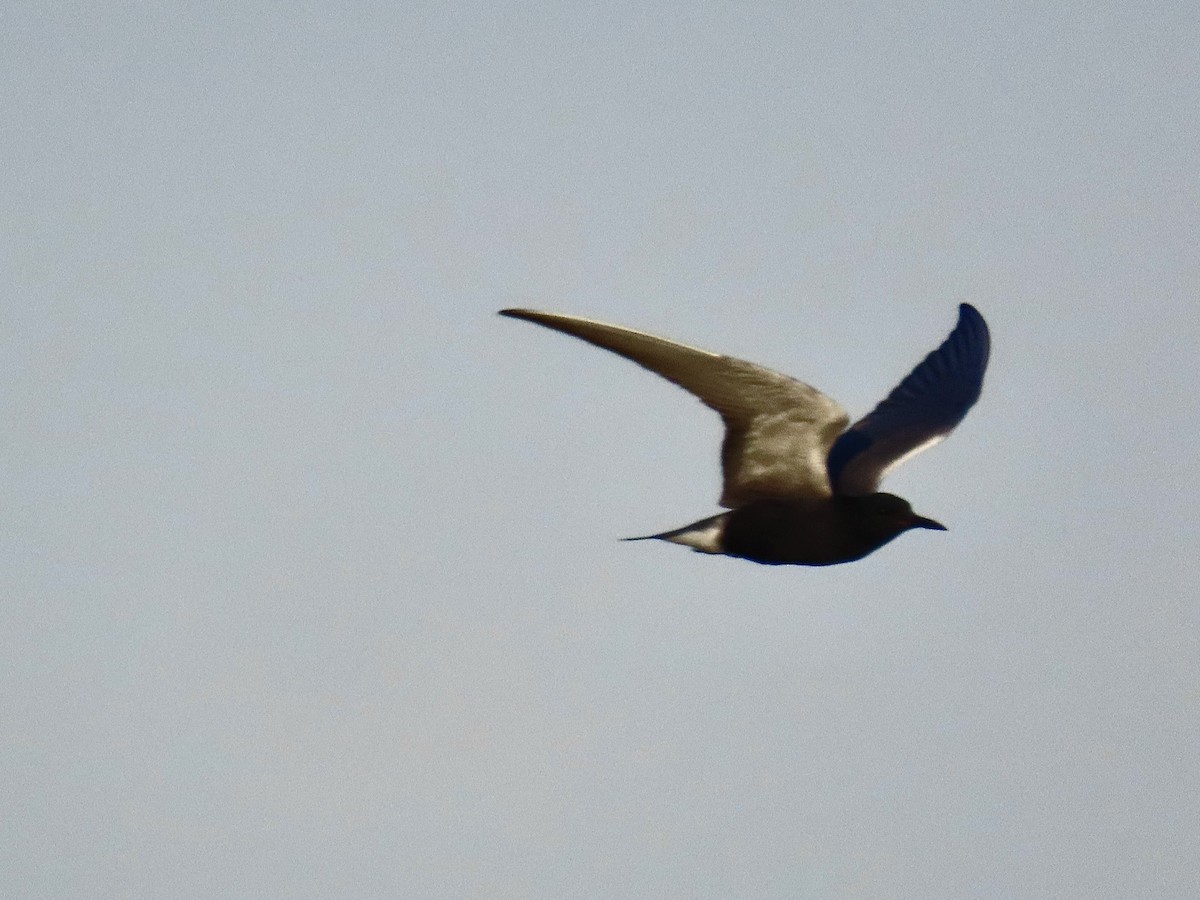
[[501, 309, 850, 507], [827, 303, 990, 496]]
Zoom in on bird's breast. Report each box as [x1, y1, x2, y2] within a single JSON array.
[[720, 499, 881, 566]]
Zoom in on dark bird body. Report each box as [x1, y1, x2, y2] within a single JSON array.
[[501, 305, 989, 566]]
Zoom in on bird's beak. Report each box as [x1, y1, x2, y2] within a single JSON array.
[[911, 514, 947, 531]]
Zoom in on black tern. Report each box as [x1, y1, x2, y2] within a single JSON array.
[[501, 305, 989, 565]]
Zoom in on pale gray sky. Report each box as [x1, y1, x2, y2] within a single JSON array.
[[3, 3, 1198, 898]]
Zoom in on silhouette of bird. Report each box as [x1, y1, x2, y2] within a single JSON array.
[[500, 305, 990, 565]]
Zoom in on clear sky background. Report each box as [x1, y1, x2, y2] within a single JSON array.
[[3, 3, 1198, 898]]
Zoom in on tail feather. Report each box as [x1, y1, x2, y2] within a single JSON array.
[[620, 513, 727, 554]]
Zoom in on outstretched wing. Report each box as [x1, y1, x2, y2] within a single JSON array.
[[827, 303, 990, 496], [501, 309, 850, 507]]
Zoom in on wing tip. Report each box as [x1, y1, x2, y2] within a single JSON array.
[[953, 303, 991, 367], [957, 302, 989, 338]]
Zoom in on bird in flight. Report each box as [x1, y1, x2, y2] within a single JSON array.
[[500, 305, 990, 566]]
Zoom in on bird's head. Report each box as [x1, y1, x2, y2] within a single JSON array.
[[852, 492, 946, 540]]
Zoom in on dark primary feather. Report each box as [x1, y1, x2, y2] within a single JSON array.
[[828, 303, 990, 496]]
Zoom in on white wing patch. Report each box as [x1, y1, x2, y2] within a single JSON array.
[[863, 433, 947, 489]]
